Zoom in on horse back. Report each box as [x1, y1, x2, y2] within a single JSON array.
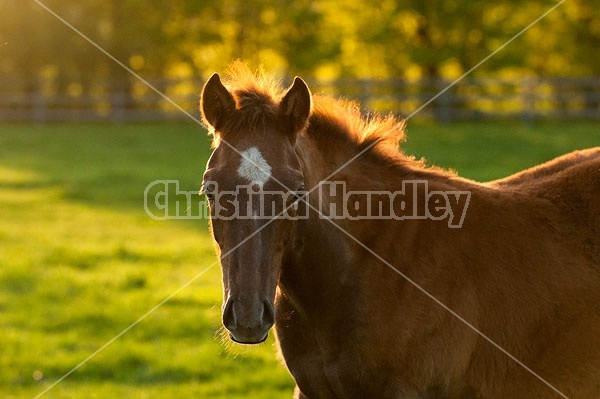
[[490, 148, 600, 234]]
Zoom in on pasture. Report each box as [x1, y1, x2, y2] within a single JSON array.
[[1, 121, 599, 398]]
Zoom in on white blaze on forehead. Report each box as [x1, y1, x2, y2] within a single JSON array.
[[237, 147, 272, 186]]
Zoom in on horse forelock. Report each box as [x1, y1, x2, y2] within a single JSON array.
[[222, 61, 283, 99], [210, 62, 285, 142]]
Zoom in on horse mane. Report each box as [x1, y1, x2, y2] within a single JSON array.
[[307, 95, 424, 169], [213, 62, 428, 170]]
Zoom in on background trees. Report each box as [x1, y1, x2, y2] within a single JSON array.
[[0, 0, 598, 119], [2, 0, 597, 80]]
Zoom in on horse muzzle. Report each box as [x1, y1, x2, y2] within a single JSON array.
[[222, 297, 275, 344]]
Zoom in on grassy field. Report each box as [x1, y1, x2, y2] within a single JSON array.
[[1, 121, 598, 399]]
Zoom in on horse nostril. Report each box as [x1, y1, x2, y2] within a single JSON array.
[[223, 298, 274, 337], [263, 300, 275, 327], [222, 299, 236, 330]]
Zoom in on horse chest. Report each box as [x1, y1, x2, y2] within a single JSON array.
[[278, 323, 398, 398], [287, 351, 431, 399], [278, 322, 476, 399], [285, 344, 364, 398]]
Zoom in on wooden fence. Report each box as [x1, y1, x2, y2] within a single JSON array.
[[1, 76, 599, 123]]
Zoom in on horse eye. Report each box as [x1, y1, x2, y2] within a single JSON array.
[[202, 188, 215, 202], [202, 180, 218, 200], [293, 185, 306, 203]]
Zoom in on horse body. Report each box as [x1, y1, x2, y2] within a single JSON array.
[[276, 117, 600, 398], [199, 64, 600, 399]]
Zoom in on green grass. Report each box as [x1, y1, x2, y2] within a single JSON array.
[[404, 121, 600, 181], [0, 121, 598, 399]]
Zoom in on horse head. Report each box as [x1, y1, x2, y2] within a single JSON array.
[[200, 71, 311, 344]]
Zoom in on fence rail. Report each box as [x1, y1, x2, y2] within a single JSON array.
[[1, 76, 599, 123]]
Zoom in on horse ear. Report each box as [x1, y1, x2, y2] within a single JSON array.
[[280, 77, 311, 134], [201, 73, 235, 129]]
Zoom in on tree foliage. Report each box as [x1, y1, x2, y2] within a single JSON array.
[[0, 0, 598, 90]]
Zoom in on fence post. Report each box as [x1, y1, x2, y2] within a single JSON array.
[[358, 78, 371, 113], [110, 91, 125, 122], [438, 78, 452, 122], [32, 80, 46, 123], [522, 77, 534, 123]]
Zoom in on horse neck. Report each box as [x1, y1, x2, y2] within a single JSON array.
[[280, 134, 465, 316], [279, 135, 413, 315], [277, 136, 357, 311]]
